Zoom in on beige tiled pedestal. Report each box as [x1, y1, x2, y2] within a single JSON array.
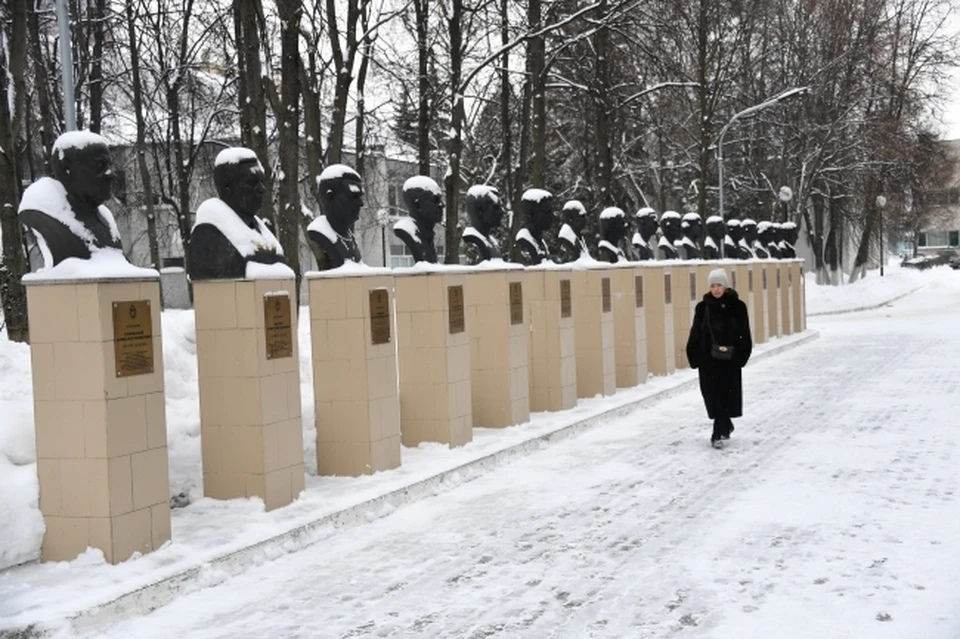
[[526, 268, 577, 412], [731, 262, 756, 333], [26, 277, 170, 563], [308, 272, 400, 476], [572, 268, 615, 399], [611, 265, 647, 388], [463, 269, 530, 428], [780, 262, 794, 336], [766, 261, 783, 339], [395, 271, 472, 448], [792, 261, 806, 332], [751, 262, 769, 344], [643, 265, 675, 376], [671, 263, 694, 369], [193, 278, 304, 511]]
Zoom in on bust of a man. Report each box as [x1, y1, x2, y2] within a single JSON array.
[[393, 176, 443, 264], [461, 185, 504, 263], [513, 188, 554, 266], [187, 148, 285, 280], [743, 218, 768, 258], [780, 221, 798, 258], [597, 207, 629, 263], [557, 200, 590, 263], [680, 212, 703, 259], [704, 215, 726, 260], [18, 130, 122, 269], [632, 207, 658, 261], [658, 211, 682, 260], [307, 164, 364, 269], [727, 218, 752, 259]]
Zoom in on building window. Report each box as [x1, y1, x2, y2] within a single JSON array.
[[925, 230, 950, 247], [390, 243, 414, 268], [918, 233, 926, 247], [951, 231, 959, 247]]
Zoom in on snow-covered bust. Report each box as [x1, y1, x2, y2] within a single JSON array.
[[742, 218, 767, 259], [597, 207, 629, 264], [680, 212, 703, 259], [393, 176, 443, 264], [18, 131, 123, 269], [462, 184, 504, 263], [557, 200, 590, 264], [727, 218, 753, 259], [780, 221, 798, 258], [307, 164, 364, 269], [513, 188, 554, 266], [632, 207, 658, 261], [187, 148, 286, 280], [657, 211, 682, 260], [704, 215, 725, 260]]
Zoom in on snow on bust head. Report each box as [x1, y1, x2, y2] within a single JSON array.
[[52, 130, 109, 160], [521, 188, 552, 203], [600, 207, 626, 219], [319, 164, 361, 183], [403, 175, 442, 197], [215, 147, 264, 172], [563, 200, 587, 216]]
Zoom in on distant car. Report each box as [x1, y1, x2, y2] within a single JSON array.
[[903, 249, 960, 270]]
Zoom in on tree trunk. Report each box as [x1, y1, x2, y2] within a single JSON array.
[[0, 0, 31, 343], [594, 0, 612, 205], [299, 52, 330, 270], [696, 0, 710, 218], [850, 178, 881, 283], [27, 1, 55, 167], [444, 0, 463, 264], [528, 0, 546, 187], [415, 0, 430, 174], [275, 0, 303, 303], [88, 0, 107, 133], [499, 0, 512, 220], [126, 0, 160, 279]]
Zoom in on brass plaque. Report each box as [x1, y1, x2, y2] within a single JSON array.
[[112, 300, 154, 378], [509, 281, 524, 325], [749, 270, 754, 293], [448, 285, 465, 334], [369, 289, 391, 345], [601, 277, 611, 313], [732, 272, 738, 289], [263, 293, 293, 360], [635, 275, 644, 308], [689, 273, 697, 301], [560, 279, 572, 318], [664, 274, 672, 304], [763, 270, 768, 290]]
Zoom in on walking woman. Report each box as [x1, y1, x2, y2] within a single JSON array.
[[686, 268, 753, 449]]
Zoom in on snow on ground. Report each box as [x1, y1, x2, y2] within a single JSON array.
[[0, 264, 957, 637], [41, 267, 960, 638], [804, 262, 950, 315]]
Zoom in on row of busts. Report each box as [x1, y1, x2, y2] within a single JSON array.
[[16, 135, 799, 280]]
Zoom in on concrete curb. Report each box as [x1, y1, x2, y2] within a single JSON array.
[[3, 330, 820, 639], [808, 286, 924, 317]]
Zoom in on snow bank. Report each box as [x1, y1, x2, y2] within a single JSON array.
[[402, 176, 441, 196], [805, 263, 954, 315]]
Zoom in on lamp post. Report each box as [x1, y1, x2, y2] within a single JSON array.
[[55, 0, 76, 131], [716, 87, 809, 253], [876, 194, 887, 276]]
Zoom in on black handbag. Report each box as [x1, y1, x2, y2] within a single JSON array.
[[706, 307, 735, 361]]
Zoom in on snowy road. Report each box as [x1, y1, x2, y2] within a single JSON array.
[[81, 280, 960, 639]]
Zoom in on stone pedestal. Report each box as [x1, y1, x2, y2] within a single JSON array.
[[671, 264, 694, 368], [26, 278, 171, 563], [731, 262, 756, 334], [752, 262, 769, 344], [779, 262, 794, 336], [194, 278, 304, 511], [463, 269, 530, 428], [611, 265, 647, 388], [766, 261, 782, 339], [572, 268, 615, 399], [308, 272, 400, 476], [395, 271, 472, 448], [792, 261, 806, 332], [526, 268, 577, 412], [643, 265, 675, 376]]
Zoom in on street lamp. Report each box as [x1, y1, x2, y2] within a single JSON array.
[[55, 0, 77, 131], [876, 195, 887, 276], [716, 86, 809, 232]]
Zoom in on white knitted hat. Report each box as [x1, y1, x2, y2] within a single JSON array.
[[707, 268, 728, 287]]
